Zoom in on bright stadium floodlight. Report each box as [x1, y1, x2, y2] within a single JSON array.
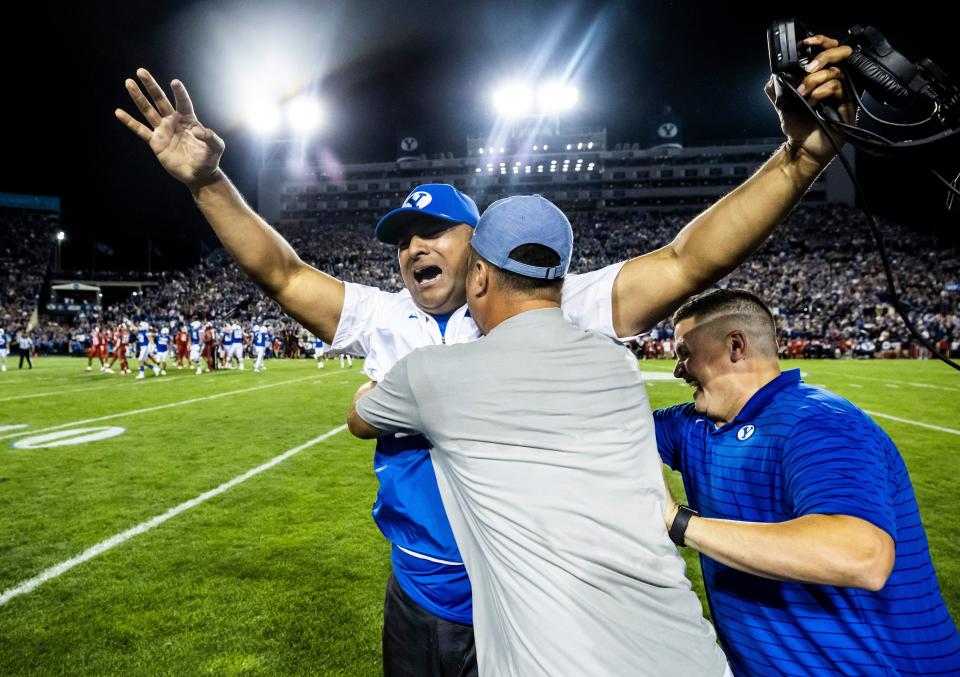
[[56, 231, 65, 242], [247, 102, 282, 135], [287, 96, 325, 135], [537, 81, 579, 113], [492, 82, 533, 117]]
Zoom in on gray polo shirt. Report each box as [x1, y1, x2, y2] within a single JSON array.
[[357, 307, 727, 677]]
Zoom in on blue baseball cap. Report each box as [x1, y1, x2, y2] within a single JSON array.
[[375, 184, 480, 244], [471, 195, 572, 280]]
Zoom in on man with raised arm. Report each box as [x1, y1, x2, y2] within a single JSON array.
[[116, 34, 854, 676]]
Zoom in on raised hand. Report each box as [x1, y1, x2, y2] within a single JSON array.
[[765, 35, 857, 166], [115, 68, 225, 190]]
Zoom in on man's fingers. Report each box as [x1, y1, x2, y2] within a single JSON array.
[[763, 75, 776, 99], [809, 79, 843, 104], [124, 78, 162, 128], [803, 45, 853, 73], [114, 108, 153, 143], [136, 67, 175, 116], [189, 124, 225, 154], [801, 34, 840, 50], [171, 79, 196, 117], [799, 66, 842, 96]]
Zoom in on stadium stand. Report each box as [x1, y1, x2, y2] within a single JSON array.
[[0, 207, 56, 335], [16, 203, 960, 359]]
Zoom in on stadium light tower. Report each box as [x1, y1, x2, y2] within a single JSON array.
[[537, 81, 579, 114], [492, 82, 534, 118], [286, 96, 325, 136], [55, 231, 65, 272], [491, 79, 579, 133], [246, 102, 282, 136]]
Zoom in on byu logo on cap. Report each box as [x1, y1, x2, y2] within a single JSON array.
[[404, 191, 433, 209], [400, 136, 419, 151], [737, 424, 755, 441]]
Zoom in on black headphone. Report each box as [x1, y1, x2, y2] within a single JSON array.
[[768, 20, 960, 163], [767, 19, 960, 372]]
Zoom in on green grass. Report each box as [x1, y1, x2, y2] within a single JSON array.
[[0, 357, 958, 675]]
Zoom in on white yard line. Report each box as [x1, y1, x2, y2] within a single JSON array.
[[0, 374, 327, 441], [0, 379, 173, 403], [808, 370, 960, 393], [0, 370, 208, 402], [0, 425, 348, 606], [0, 424, 28, 433], [867, 411, 960, 436]]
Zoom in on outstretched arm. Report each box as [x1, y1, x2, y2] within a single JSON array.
[[115, 69, 344, 343], [611, 35, 855, 337]]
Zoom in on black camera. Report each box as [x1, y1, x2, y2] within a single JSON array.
[[767, 18, 960, 160], [767, 20, 820, 87], [766, 19, 960, 371]]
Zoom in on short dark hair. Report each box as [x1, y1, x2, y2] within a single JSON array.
[[469, 244, 564, 298], [673, 288, 778, 355]]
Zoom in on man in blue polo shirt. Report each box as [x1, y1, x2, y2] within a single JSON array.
[[655, 288, 960, 675]]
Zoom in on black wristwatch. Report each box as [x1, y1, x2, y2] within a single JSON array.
[[669, 505, 699, 547]]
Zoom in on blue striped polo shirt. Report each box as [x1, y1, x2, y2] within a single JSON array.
[[654, 369, 960, 676]]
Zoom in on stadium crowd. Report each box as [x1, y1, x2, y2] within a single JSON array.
[[3, 203, 958, 360], [0, 208, 55, 333]]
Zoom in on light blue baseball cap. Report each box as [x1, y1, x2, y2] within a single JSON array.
[[375, 184, 480, 244], [471, 195, 573, 280]]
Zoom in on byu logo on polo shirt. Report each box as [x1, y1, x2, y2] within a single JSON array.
[[737, 424, 755, 441], [404, 191, 433, 209]]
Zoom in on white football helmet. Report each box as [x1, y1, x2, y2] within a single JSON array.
[[161, 327, 170, 336]]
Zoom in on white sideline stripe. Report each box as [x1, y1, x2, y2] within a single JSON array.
[[867, 411, 960, 436], [0, 372, 186, 402], [811, 371, 960, 393], [0, 425, 348, 606], [0, 381, 154, 403], [0, 375, 323, 441]]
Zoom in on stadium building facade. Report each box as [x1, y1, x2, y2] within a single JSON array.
[[259, 125, 856, 228]]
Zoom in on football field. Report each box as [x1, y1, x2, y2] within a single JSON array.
[[1, 356, 958, 675]]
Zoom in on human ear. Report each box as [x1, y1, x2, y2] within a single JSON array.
[[473, 258, 490, 298], [728, 330, 748, 362]]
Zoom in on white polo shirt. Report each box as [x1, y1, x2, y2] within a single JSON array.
[[332, 261, 625, 378]]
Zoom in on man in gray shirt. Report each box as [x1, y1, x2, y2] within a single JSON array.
[[349, 195, 729, 676]]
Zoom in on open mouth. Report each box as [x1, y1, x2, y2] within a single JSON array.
[[413, 265, 443, 288]]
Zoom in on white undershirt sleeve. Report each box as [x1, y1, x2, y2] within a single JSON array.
[[560, 261, 627, 339], [331, 282, 387, 357]]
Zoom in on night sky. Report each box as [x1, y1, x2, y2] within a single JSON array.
[[3, 1, 957, 270]]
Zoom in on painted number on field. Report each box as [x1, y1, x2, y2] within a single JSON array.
[[11, 427, 127, 449]]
